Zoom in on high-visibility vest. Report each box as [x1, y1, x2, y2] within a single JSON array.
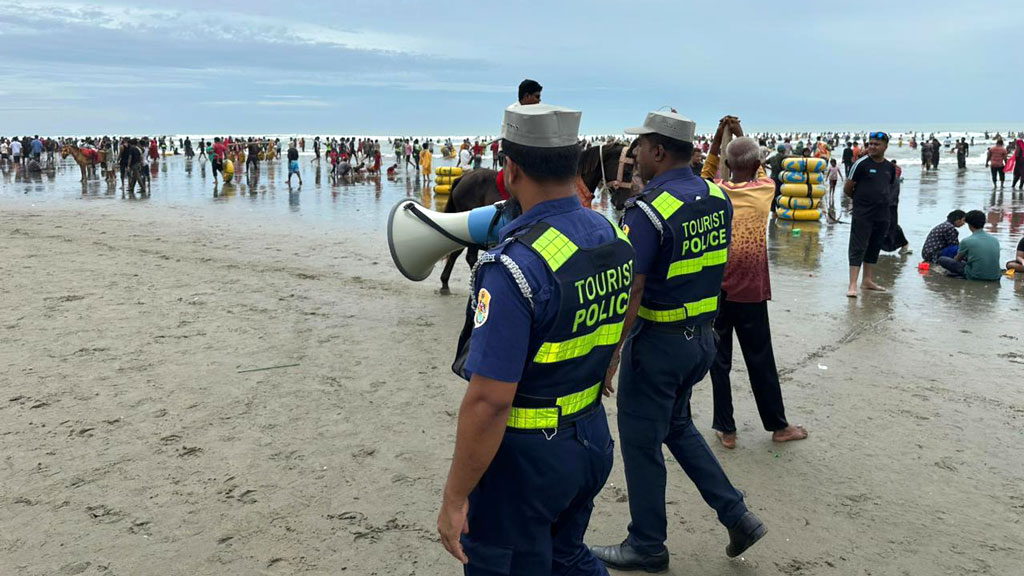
[[465, 218, 634, 431], [625, 180, 730, 326]]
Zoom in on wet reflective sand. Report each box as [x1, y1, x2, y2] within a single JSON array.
[[4, 148, 1022, 316]]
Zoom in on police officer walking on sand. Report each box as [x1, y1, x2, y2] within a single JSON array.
[[590, 110, 766, 572], [437, 102, 634, 575]]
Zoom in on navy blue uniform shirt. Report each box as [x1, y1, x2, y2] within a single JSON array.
[[622, 166, 733, 276], [464, 196, 618, 389]]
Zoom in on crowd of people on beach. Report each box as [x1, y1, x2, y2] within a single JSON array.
[[3, 126, 1022, 284]]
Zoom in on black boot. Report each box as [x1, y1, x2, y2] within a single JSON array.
[[726, 511, 767, 557], [589, 540, 669, 573]]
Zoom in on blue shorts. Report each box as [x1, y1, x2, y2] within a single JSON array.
[[289, 160, 300, 174]]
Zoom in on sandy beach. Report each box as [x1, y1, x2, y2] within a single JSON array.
[[1, 193, 1022, 576]]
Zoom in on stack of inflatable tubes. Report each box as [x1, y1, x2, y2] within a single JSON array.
[[776, 157, 825, 220], [434, 166, 464, 195]]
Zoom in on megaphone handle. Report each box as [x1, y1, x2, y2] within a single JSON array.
[[403, 203, 477, 248]]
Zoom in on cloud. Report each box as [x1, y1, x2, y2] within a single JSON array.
[[0, 1, 440, 55]]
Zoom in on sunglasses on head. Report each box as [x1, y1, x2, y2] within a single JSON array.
[[869, 132, 889, 141]]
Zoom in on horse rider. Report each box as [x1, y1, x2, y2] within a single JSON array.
[[590, 111, 766, 572], [437, 102, 634, 575]]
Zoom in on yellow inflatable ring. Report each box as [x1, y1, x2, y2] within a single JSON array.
[[781, 158, 806, 172], [779, 170, 825, 185], [436, 166, 463, 176], [777, 196, 820, 209], [775, 207, 821, 221], [804, 158, 828, 172], [434, 185, 451, 195], [779, 183, 826, 198], [435, 175, 459, 186], [779, 170, 808, 184]]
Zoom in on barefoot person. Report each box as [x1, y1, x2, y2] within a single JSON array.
[[701, 117, 807, 449], [845, 132, 895, 297], [418, 144, 432, 181], [986, 139, 1007, 189], [826, 158, 844, 207], [287, 142, 302, 187]]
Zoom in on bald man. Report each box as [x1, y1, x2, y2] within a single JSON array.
[[701, 117, 807, 450]]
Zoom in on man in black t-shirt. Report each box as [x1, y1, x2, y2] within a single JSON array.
[[844, 132, 895, 297]]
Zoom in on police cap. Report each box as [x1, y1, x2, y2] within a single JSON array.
[[501, 103, 581, 148], [625, 110, 696, 144]]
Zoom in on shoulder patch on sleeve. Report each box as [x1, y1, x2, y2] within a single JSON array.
[[473, 288, 491, 328]]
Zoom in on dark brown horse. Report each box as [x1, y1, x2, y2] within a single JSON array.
[[437, 142, 638, 294]]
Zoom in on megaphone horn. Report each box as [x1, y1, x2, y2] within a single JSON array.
[[387, 200, 502, 281]]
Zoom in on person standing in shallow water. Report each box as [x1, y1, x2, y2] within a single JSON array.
[[880, 159, 910, 255], [418, 144, 432, 181], [287, 143, 302, 187], [845, 132, 895, 297], [986, 139, 1007, 189], [1013, 136, 1024, 190]]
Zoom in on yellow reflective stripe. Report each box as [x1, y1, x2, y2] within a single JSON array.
[[556, 382, 602, 415], [507, 406, 559, 429], [530, 227, 578, 272], [637, 295, 719, 323], [534, 321, 624, 364], [507, 382, 602, 429], [650, 192, 683, 220], [666, 248, 728, 278], [707, 182, 726, 200]]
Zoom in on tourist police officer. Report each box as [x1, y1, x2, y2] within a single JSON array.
[[437, 103, 634, 575], [590, 111, 767, 572]]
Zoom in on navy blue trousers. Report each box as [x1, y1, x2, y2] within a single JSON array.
[[616, 319, 747, 555], [461, 408, 613, 576]]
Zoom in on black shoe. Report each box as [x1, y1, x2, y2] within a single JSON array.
[[589, 540, 669, 573], [726, 511, 767, 557]]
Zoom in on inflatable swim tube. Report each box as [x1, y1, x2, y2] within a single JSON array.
[[779, 183, 826, 198], [804, 157, 827, 172], [781, 158, 806, 172], [223, 159, 234, 183], [779, 170, 808, 184], [775, 207, 821, 221], [434, 185, 452, 195], [435, 175, 459, 186], [777, 196, 820, 209], [436, 166, 463, 176], [780, 170, 825, 185]]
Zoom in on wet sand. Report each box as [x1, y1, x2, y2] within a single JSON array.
[[2, 154, 1023, 576]]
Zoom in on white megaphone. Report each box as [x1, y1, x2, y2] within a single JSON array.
[[387, 200, 508, 281]]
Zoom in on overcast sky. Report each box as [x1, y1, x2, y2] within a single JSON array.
[[1, 0, 1021, 136]]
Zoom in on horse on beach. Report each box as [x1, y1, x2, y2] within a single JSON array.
[[61, 143, 112, 182], [437, 141, 639, 294]]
